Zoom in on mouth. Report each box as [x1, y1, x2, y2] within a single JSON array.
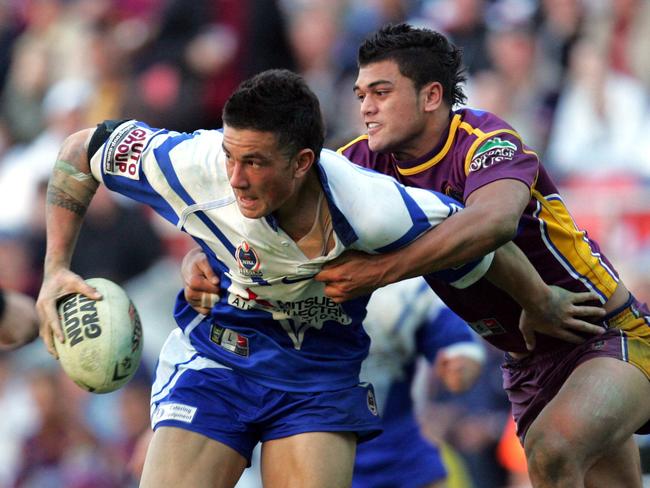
[[366, 122, 381, 136], [236, 194, 257, 209]]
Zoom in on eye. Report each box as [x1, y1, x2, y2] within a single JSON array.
[[355, 92, 365, 102]]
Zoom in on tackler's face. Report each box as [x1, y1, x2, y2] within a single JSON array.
[[222, 125, 300, 219], [354, 60, 429, 159]]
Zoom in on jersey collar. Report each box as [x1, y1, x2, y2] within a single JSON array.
[[393, 113, 461, 176]]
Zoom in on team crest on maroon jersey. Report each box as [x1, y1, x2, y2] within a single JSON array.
[[236, 241, 263, 277], [469, 136, 516, 173]]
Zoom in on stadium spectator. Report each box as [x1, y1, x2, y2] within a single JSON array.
[[545, 39, 650, 179]]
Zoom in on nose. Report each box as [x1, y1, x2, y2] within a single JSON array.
[[360, 95, 376, 117], [228, 161, 248, 190]]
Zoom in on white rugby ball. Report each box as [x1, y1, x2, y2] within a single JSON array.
[[55, 278, 143, 393]]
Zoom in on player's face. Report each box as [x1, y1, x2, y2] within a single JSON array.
[[222, 126, 299, 219], [354, 60, 429, 160]]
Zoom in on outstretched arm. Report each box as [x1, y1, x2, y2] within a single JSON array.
[[316, 179, 528, 296], [35, 129, 103, 357], [315, 180, 605, 348]]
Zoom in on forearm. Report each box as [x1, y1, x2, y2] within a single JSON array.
[[379, 179, 528, 286], [44, 129, 99, 273], [379, 204, 512, 285], [484, 241, 551, 312]]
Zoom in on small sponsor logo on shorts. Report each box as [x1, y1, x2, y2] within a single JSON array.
[[364, 384, 378, 416], [468, 318, 506, 336], [153, 402, 197, 424], [210, 325, 249, 357], [591, 340, 605, 350]]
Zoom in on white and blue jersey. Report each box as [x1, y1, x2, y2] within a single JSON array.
[[353, 278, 484, 488], [89, 120, 493, 393]]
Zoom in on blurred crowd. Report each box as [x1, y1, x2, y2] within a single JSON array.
[[0, 0, 648, 487]]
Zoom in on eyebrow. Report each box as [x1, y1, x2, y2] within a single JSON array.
[[352, 79, 394, 93], [222, 143, 270, 162]]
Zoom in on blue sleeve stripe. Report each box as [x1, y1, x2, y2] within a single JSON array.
[[374, 182, 435, 253], [154, 134, 199, 207], [154, 137, 236, 256], [430, 190, 464, 217], [102, 167, 178, 225]]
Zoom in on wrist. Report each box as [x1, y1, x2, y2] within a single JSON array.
[[377, 251, 405, 286]]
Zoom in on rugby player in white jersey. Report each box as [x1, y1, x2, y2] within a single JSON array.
[[36, 69, 603, 488]]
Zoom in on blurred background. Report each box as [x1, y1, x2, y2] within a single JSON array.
[[0, 0, 648, 486]]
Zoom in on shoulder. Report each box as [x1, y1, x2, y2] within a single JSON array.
[[336, 135, 391, 170], [455, 109, 539, 174]]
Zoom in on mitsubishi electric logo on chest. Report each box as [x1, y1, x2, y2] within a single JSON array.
[[236, 241, 263, 277]]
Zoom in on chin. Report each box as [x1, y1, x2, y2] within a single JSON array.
[[237, 205, 262, 219], [368, 137, 390, 154]]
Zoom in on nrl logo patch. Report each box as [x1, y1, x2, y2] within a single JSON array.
[[469, 137, 517, 172], [236, 241, 263, 277]]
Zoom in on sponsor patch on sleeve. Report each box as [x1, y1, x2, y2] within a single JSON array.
[[104, 122, 155, 180], [469, 136, 517, 173]]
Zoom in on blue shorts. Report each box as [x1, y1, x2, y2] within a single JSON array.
[[150, 330, 382, 463]]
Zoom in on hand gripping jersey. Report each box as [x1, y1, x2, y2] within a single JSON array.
[[89, 120, 493, 392], [340, 108, 620, 354], [353, 277, 482, 488]]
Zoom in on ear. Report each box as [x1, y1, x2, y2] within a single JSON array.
[[422, 82, 444, 112], [293, 149, 316, 178]]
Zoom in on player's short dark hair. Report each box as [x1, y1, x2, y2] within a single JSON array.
[[223, 69, 325, 160], [358, 23, 467, 107]]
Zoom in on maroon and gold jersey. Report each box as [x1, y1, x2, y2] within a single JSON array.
[[339, 108, 619, 353]]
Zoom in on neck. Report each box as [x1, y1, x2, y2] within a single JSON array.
[[276, 169, 322, 241], [393, 108, 452, 161]]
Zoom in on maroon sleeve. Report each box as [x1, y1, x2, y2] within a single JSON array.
[[463, 131, 539, 200]]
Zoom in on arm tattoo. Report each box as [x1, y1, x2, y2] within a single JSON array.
[[46, 184, 88, 217]]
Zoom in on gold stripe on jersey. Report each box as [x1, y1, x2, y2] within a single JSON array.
[[396, 114, 463, 176], [532, 189, 619, 299], [464, 129, 539, 176], [337, 134, 368, 154]]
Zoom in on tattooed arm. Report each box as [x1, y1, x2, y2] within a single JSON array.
[[36, 129, 103, 356]]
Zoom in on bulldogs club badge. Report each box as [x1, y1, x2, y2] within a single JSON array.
[[236, 241, 263, 277]]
